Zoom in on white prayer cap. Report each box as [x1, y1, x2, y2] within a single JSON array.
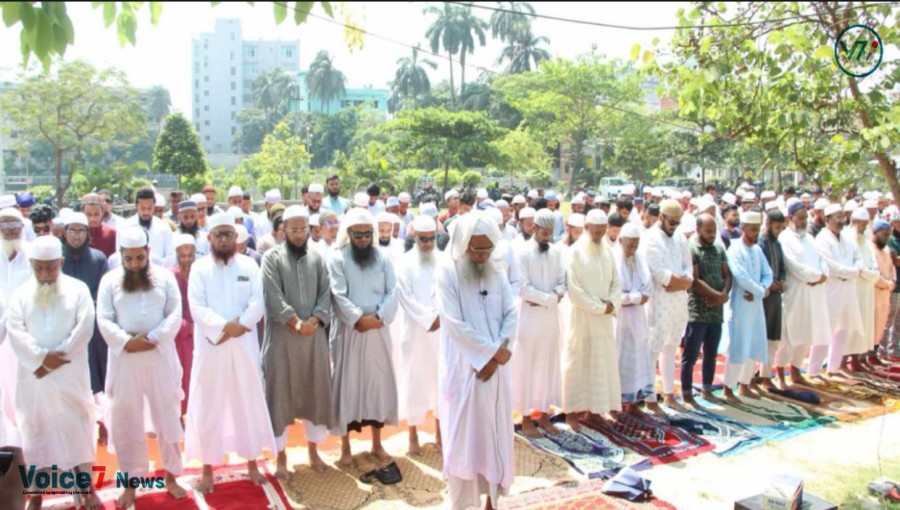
[[702, 193, 715, 203], [884, 205, 900, 219], [476, 189, 488, 200], [495, 199, 510, 209], [155, 192, 166, 208], [760, 190, 776, 200], [814, 198, 829, 210], [735, 189, 746, 200], [721, 192, 736, 206], [376, 211, 393, 225], [651, 188, 663, 198], [519, 207, 536, 219], [234, 224, 250, 244], [335, 207, 376, 249], [207, 213, 236, 231], [264, 189, 282, 203], [486, 207, 504, 226], [682, 190, 693, 199], [413, 215, 436, 233], [824, 204, 843, 217], [567, 213, 585, 228], [481, 199, 495, 208], [572, 193, 585, 205], [851, 207, 870, 222], [585, 209, 608, 226], [227, 186, 243, 198], [65, 212, 88, 227], [309, 214, 320, 227], [643, 186, 655, 195], [282, 205, 309, 222], [0, 195, 16, 209], [689, 197, 700, 208], [621, 223, 642, 239], [800, 192, 812, 200], [764, 201, 779, 211], [843, 199, 859, 212], [697, 199, 716, 212], [449, 211, 501, 262], [398, 192, 411, 203], [527, 189, 540, 199], [119, 225, 149, 248], [190, 193, 207, 204], [0, 207, 23, 220], [740, 211, 762, 225], [29, 235, 62, 261], [174, 233, 195, 250], [678, 213, 697, 233], [419, 202, 439, 217], [308, 183, 324, 194], [227, 206, 244, 220], [386, 197, 400, 208], [511, 195, 526, 205], [863, 191, 876, 201], [742, 192, 757, 203], [444, 189, 459, 201], [353, 192, 369, 208], [785, 197, 801, 210], [59, 208, 73, 221], [534, 209, 556, 229], [864, 199, 878, 209]]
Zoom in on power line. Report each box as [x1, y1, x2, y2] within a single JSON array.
[[447, 1, 900, 32]]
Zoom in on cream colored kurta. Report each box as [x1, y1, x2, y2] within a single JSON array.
[[873, 242, 895, 345], [778, 227, 831, 348], [842, 228, 880, 354]]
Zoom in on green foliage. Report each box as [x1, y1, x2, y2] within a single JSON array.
[[145, 85, 171, 129], [497, 29, 551, 74], [390, 45, 437, 112], [424, 3, 488, 101], [461, 169, 483, 188], [307, 50, 346, 113], [397, 168, 426, 195], [153, 112, 210, 187], [242, 121, 310, 200], [28, 185, 55, 202], [491, 128, 552, 186], [430, 168, 462, 189], [252, 67, 299, 122]]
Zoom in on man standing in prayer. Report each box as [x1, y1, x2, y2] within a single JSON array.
[[119, 188, 175, 268], [514, 209, 566, 436], [872, 220, 896, 364], [812, 205, 863, 378], [177, 199, 210, 256], [682, 214, 731, 408], [7, 236, 102, 510], [615, 223, 656, 414], [81, 194, 117, 257], [396, 216, 443, 455], [775, 202, 829, 386], [376, 212, 404, 260], [757, 209, 787, 390], [843, 208, 881, 371], [723, 211, 773, 401], [328, 207, 399, 468], [437, 212, 516, 510], [562, 209, 622, 430], [645, 199, 694, 411], [185, 214, 275, 493], [172, 234, 196, 414], [261, 206, 334, 476], [97, 226, 187, 507]]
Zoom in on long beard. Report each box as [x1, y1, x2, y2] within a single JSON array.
[[566, 234, 576, 246], [415, 245, 435, 266], [350, 242, 376, 269], [34, 280, 61, 310], [138, 217, 152, 230], [1, 238, 21, 259], [379, 237, 391, 247], [538, 240, 550, 253], [286, 238, 308, 258], [876, 239, 888, 250], [179, 223, 199, 237], [460, 259, 494, 286], [123, 265, 153, 293], [212, 245, 236, 264], [329, 190, 339, 198]]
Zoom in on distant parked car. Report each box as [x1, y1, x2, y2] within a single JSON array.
[[598, 176, 632, 199], [655, 178, 696, 197]]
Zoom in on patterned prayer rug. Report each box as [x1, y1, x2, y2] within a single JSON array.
[[768, 385, 890, 422], [41, 463, 291, 510], [500, 478, 678, 510], [653, 410, 762, 456], [692, 397, 805, 441], [579, 413, 714, 465], [807, 378, 891, 403], [842, 372, 900, 398], [716, 394, 835, 433]]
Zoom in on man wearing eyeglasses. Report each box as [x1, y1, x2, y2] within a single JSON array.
[[328, 207, 399, 469], [185, 214, 274, 493], [98, 189, 125, 230]]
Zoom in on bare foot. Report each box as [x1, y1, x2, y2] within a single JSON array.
[[682, 394, 700, 409], [309, 448, 328, 473], [645, 401, 667, 417], [663, 394, 687, 412], [116, 488, 136, 508], [722, 387, 740, 403], [521, 417, 541, 438], [196, 467, 214, 494], [247, 460, 266, 485], [26, 496, 41, 510], [700, 390, 721, 403], [97, 421, 108, 447], [372, 444, 393, 464], [739, 384, 760, 399], [538, 414, 558, 435], [790, 367, 810, 386], [165, 473, 187, 499], [408, 438, 422, 457], [565, 413, 582, 432], [85, 492, 103, 510], [760, 379, 777, 391], [337, 451, 354, 469], [275, 452, 290, 480]]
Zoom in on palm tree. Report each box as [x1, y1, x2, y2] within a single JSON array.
[[490, 1, 535, 42], [306, 50, 346, 114], [425, 4, 462, 104], [391, 45, 437, 111], [456, 5, 488, 96], [253, 68, 299, 121], [146, 85, 171, 130], [497, 29, 551, 73]]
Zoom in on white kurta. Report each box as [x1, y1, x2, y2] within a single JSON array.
[[117, 216, 176, 268], [513, 239, 566, 413], [562, 238, 622, 414], [493, 239, 524, 297], [185, 253, 275, 463], [644, 225, 693, 350], [843, 228, 880, 355], [0, 294, 9, 446], [614, 248, 655, 400], [778, 228, 831, 348], [396, 249, 441, 426], [437, 256, 517, 503], [96, 267, 184, 474], [815, 229, 864, 349], [0, 247, 31, 443], [7, 276, 96, 470]]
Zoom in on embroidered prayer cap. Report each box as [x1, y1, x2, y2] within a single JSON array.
[[720, 192, 737, 206], [764, 201, 779, 211], [843, 199, 859, 212], [585, 209, 608, 226], [800, 192, 812, 200], [760, 190, 776, 200], [413, 215, 436, 233], [527, 189, 540, 199], [65, 212, 88, 227], [227, 186, 243, 198], [282, 205, 309, 222], [567, 213, 585, 228], [174, 233, 196, 250], [621, 223, 642, 239], [495, 199, 510, 209], [0, 195, 16, 209], [120, 225, 149, 248], [376, 211, 394, 225], [511, 195, 526, 205], [740, 211, 762, 225], [518, 207, 536, 219], [545, 191, 558, 201], [659, 199, 683, 218], [476, 189, 489, 199], [29, 235, 63, 261], [264, 189, 282, 203], [534, 209, 556, 229], [571, 194, 585, 205], [874, 220, 891, 233], [864, 199, 878, 209], [824, 204, 843, 218], [398, 192, 411, 203], [155, 193, 166, 208], [787, 201, 806, 216], [851, 207, 870, 223], [742, 192, 758, 203], [386, 197, 400, 208], [227, 206, 244, 220], [814, 198, 829, 211], [309, 214, 320, 227], [444, 189, 460, 201], [178, 200, 197, 211], [448, 211, 501, 262], [353, 192, 370, 208], [207, 213, 236, 231], [190, 193, 207, 205], [308, 183, 324, 194]]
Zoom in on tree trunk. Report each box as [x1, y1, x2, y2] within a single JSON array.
[[448, 52, 456, 104], [54, 148, 64, 209], [568, 138, 584, 192], [460, 52, 466, 98], [846, 78, 900, 203], [443, 163, 450, 195]]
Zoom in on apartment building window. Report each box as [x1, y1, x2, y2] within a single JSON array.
[[194, 63, 200, 72], [231, 96, 236, 105], [195, 123, 200, 132], [230, 51, 234, 61], [204, 120, 210, 126], [231, 126, 237, 135], [195, 108, 200, 118], [194, 79, 199, 88], [243, 79, 253, 90], [204, 75, 209, 82], [205, 135, 210, 141], [204, 90, 209, 97], [231, 111, 236, 120], [283, 46, 293, 58], [231, 81, 236, 91], [245, 45, 256, 58], [204, 105, 209, 112], [195, 93, 200, 102], [243, 94, 253, 104], [231, 66, 236, 76]]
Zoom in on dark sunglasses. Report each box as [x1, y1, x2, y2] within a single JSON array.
[[350, 231, 373, 240], [417, 235, 436, 243]]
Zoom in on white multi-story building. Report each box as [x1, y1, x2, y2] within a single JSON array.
[[191, 19, 299, 155]]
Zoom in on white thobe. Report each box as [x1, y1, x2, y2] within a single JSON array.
[[398, 211, 415, 239], [502, 224, 517, 242], [0, 247, 31, 445], [396, 249, 441, 426], [615, 249, 655, 401], [778, 228, 831, 351], [437, 257, 517, 510], [185, 253, 275, 463], [493, 239, 524, 296], [117, 217, 176, 268], [513, 240, 566, 413], [97, 267, 184, 476], [0, 294, 8, 446], [814, 229, 863, 371], [377, 238, 405, 262], [843, 228, 880, 355], [7, 276, 96, 470]]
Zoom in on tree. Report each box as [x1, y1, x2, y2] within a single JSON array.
[[456, 5, 489, 96], [497, 28, 550, 74], [461, 169, 484, 188], [146, 85, 171, 130], [252, 67, 298, 122], [2, 60, 146, 207], [389, 107, 504, 192], [233, 108, 271, 154], [424, 4, 462, 104], [153, 112, 210, 188], [489, 1, 535, 42], [243, 121, 310, 200], [312, 109, 359, 167], [306, 50, 346, 114], [390, 45, 437, 111], [491, 128, 553, 186]]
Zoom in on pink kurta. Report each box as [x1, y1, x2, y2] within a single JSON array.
[[873, 242, 895, 345], [173, 267, 194, 415]]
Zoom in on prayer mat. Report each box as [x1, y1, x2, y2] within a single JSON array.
[[692, 397, 805, 441], [872, 370, 900, 382], [808, 377, 891, 403], [41, 463, 291, 510], [500, 478, 677, 510], [654, 409, 762, 456], [579, 413, 713, 465], [768, 384, 890, 422], [715, 393, 835, 433], [852, 372, 900, 398]]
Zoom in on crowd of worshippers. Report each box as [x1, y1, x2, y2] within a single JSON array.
[[0, 175, 899, 510]]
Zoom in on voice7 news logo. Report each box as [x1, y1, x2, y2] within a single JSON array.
[[833, 24, 883, 78], [19, 465, 165, 492]]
